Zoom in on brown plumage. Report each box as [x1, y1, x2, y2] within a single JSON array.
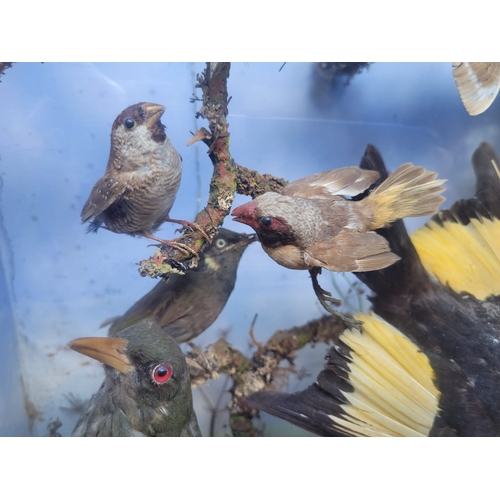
[[81, 102, 182, 236], [101, 228, 255, 342], [246, 143, 500, 437], [452, 62, 500, 116], [231, 163, 445, 273]]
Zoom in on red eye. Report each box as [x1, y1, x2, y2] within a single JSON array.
[[152, 363, 173, 384]]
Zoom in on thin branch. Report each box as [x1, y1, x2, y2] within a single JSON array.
[[234, 163, 288, 198], [0, 62, 13, 82], [186, 314, 346, 436]]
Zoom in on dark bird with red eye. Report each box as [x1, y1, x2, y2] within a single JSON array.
[[68, 319, 200, 437], [231, 162, 445, 324], [81, 102, 188, 243]]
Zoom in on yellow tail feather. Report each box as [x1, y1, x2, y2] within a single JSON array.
[[366, 164, 446, 229], [411, 214, 500, 300], [330, 312, 440, 437]]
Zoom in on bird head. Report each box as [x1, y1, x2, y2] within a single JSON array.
[[231, 193, 297, 246], [199, 227, 256, 273], [109, 102, 168, 166], [68, 320, 190, 405]]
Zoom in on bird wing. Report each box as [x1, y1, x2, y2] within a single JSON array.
[[246, 312, 441, 437], [304, 230, 400, 272], [411, 141, 500, 300], [81, 174, 128, 222], [106, 274, 201, 338], [105, 278, 183, 336], [452, 62, 500, 116], [282, 166, 379, 199]]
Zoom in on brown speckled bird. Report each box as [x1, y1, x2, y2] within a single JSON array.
[[81, 102, 182, 237], [102, 228, 255, 342]]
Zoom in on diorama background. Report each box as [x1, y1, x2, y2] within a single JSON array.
[[1, 62, 498, 436]]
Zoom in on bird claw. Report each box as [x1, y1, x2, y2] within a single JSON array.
[[142, 233, 199, 258], [309, 268, 362, 330], [165, 218, 213, 243], [316, 298, 363, 331]]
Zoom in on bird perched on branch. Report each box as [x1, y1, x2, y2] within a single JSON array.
[[102, 228, 255, 342], [81, 102, 195, 245], [68, 320, 201, 436], [247, 143, 500, 437], [232, 160, 445, 324]]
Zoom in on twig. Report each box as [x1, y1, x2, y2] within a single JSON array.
[[186, 314, 346, 436], [234, 163, 288, 198], [0, 63, 13, 82]]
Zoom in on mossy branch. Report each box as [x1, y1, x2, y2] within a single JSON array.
[[138, 62, 289, 279], [186, 314, 345, 436]]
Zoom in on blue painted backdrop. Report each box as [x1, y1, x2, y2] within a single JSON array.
[[0, 63, 498, 436]]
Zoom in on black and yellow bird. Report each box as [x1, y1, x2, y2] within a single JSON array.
[[247, 142, 500, 436], [68, 320, 201, 436], [102, 228, 255, 342]]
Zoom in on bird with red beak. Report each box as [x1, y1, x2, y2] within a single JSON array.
[[232, 157, 445, 325]]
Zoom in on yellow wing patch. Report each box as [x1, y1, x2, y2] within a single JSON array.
[[411, 216, 500, 300], [329, 312, 440, 437]]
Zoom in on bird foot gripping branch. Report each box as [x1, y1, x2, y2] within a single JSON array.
[[232, 157, 445, 328], [309, 268, 363, 329], [246, 142, 500, 437], [138, 63, 238, 279], [144, 233, 201, 259], [137, 63, 291, 280]]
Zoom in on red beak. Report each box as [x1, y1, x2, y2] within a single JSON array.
[[231, 201, 260, 230]]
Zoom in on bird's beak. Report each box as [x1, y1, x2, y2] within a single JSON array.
[[144, 103, 166, 128], [68, 337, 134, 375], [239, 233, 257, 247], [231, 201, 260, 230]]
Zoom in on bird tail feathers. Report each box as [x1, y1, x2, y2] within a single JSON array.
[[366, 163, 446, 228], [247, 312, 441, 437], [411, 141, 500, 301]]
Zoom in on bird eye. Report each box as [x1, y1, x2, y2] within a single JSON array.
[[124, 118, 135, 129], [261, 216, 272, 227], [215, 238, 227, 249], [152, 363, 173, 384]]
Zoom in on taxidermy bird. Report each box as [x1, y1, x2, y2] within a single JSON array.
[[232, 160, 445, 325], [102, 228, 255, 342], [81, 102, 199, 246], [69, 320, 201, 436], [247, 143, 500, 436]]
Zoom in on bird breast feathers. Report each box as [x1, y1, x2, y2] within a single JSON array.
[[110, 125, 179, 174]]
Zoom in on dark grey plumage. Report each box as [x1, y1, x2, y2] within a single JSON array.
[[103, 228, 255, 342], [69, 320, 200, 437]]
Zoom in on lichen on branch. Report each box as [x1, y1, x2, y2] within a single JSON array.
[[186, 314, 346, 436], [138, 62, 291, 280]]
